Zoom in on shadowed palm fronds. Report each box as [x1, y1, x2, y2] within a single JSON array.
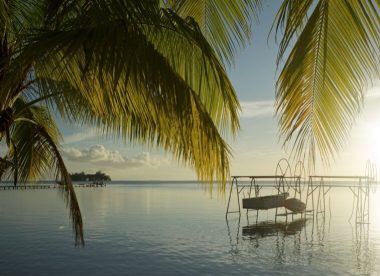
[[167, 0, 260, 65], [14, 1, 249, 186], [0, 0, 256, 244]]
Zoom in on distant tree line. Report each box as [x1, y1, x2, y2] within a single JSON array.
[[70, 171, 111, 181]]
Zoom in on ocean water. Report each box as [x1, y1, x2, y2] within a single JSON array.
[[0, 182, 380, 275]]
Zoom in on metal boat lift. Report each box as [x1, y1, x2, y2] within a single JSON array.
[[226, 159, 307, 222], [226, 159, 377, 224]]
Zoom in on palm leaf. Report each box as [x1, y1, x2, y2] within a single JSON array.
[[271, 0, 313, 65], [16, 2, 238, 185], [11, 99, 84, 245], [169, 0, 260, 65], [275, 0, 380, 168], [145, 9, 240, 135]]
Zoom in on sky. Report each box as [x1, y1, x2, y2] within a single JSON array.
[[58, 2, 380, 180]]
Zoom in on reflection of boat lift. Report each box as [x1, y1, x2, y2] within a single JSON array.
[[242, 219, 307, 238], [350, 219, 372, 273], [225, 215, 310, 262], [226, 159, 308, 223]]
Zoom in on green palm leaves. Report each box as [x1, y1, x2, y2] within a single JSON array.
[[0, 0, 256, 245], [25, 1, 242, 183], [168, 0, 260, 64], [275, 0, 380, 168]]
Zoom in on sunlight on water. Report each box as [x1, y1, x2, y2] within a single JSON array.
[[371, 190, 380, 232], [1, 182, 380, 275]]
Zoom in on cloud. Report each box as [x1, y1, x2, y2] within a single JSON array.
[[240, 100, 274, 118], [125, 152, 161, 168], [63, 129, 97, 144], [240, 86, 380, 119], [63, 145, 163, 168]]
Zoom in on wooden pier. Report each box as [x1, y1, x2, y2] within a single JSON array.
[[0, 182, 106, 190]]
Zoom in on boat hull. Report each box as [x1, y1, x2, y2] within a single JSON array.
[[284, 198, 306, 213], [242, 193, 289, 210]]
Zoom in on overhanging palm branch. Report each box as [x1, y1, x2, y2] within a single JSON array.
[[0, 0, 256, 245], [14, 1, 240, 184], [168, 0, 260, 65], [274, 0, 380, 168]]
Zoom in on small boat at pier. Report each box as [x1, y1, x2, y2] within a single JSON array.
[[284, 198, 306, 213], [242, 193, 289, 210]]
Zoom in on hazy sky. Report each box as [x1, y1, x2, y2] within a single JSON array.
[[59, 2, 380, 180]]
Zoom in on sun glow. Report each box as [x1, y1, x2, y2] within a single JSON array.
[[369, 125, 380, 166]]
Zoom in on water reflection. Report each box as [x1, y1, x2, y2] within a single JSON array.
[[225, 215, 241, 256], [242, 219, 307, 264], [226, 211, 378, 273], [226, 215, 320, 246], [242, 219, 306, 238], [352, 222, 374, 274], [308, 214, 327, 244], [226, 216, 309, 259]]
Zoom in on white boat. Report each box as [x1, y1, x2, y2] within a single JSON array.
[[242, 193, 289, 210]]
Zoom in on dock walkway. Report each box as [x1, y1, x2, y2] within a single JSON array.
[[0, 182, 106, 190]]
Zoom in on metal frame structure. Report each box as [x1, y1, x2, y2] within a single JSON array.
[[227, 159, 377, 225], [305, 161, 377, 223], [225, 159, 306, 222]]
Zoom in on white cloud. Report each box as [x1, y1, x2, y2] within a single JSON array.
[[125, 152, 161, 168], [64, 148, 83, 158], [63, 129, 97, 144], [239, 85, 380, 119], [240, 100, 274, 118], [63, 145, 163, 168]]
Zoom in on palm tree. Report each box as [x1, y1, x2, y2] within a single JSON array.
[[272, 0, 380, 169], [0, 0, 256, 245]]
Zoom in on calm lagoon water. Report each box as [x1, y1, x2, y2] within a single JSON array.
[[1, 182, 380, 275]]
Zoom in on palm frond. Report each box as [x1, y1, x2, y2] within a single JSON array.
[[0, 156, 12, 179], [11, 99, 84, 245], [275, 0, 380, 168], [271, 0, 313, 65], [0, 1, 10, 36], [145, 9, 240, 136], [16, 1, 239, 185], [169, 0, 260, 65], [35, 47, 232, 185], [37, 125, 84, 246]]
